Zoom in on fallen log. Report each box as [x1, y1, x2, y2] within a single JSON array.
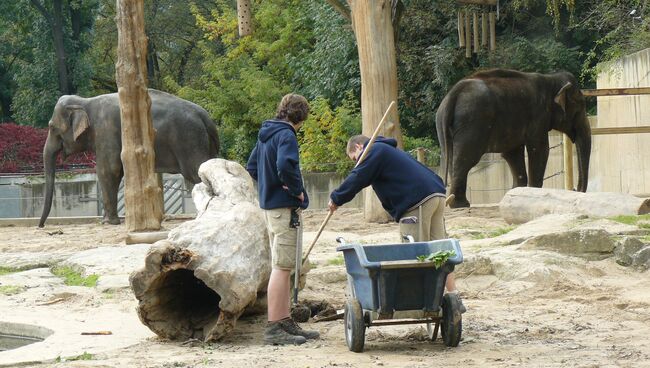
[[500, 187, 650, 224], [125, 231, 169, 244], [130, 159, 271, 341]]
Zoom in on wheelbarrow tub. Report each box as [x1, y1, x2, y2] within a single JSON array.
[[336, 239, 463, 315]]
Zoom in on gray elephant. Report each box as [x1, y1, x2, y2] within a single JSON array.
[[436, 69, 591, 208], [39, 89, 219, 227]]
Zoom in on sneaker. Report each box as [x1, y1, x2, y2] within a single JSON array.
[[279, 317, 320, 340], [448, 291, 467, 314], [459, 298, 467, 314], [264, 321, 307, 345]]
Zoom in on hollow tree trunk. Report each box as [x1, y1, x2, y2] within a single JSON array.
[[130, 159, 271, 341], [115, 0, 163, 232], [348, 0, 403, 223]]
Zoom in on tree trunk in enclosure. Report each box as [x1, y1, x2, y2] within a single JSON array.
[[115, 0, 163, 232], [348, 0, 403, 223], [237, 0, 253, 37], [130, 159, 271, 341]]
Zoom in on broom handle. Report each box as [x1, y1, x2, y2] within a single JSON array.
[[300, 101, 397, 267]]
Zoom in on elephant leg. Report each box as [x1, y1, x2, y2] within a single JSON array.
[[97, 162, 123, 225], [526, 142, 550, 187], [449, 144, 484, 208], [502, 145, 528, 188]]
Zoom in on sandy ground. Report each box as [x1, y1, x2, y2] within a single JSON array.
[[1, 207, 649, 368]]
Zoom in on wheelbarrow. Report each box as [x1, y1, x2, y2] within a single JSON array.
[[336, 237, 463, 352]]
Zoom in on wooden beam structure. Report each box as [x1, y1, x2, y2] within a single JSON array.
[[591, 126, 650, 135], [582, 87, 650, 97], [457, 0, 497, 5]]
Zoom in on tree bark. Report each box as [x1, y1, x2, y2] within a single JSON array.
[[115, 0, 163, 232], [236, 0, 253, 37], [348, 0, 403, 223]]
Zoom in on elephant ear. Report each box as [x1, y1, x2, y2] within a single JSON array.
[[67, 105, 89, 141], [554, 82, 572, 113]]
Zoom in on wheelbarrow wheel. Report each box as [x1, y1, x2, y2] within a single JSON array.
[[344, 299, 365, 352], [441, 293, 462, 347]]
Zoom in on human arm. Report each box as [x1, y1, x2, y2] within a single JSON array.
[[329, 147, 382, 207], [276, 134, 304, 198], [245, 142, 259, 181]]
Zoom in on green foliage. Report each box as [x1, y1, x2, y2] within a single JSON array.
[[471, 226, 516, 239], [326, 255, 345, 266], [179, 0, 314, 163], [610, 214, 650, 229], [416, 250, 456, 268], [299, 96, 361, 174], [51, 265, 99, 287], [402, 135, 441, 168], [55, 352, 94, 362], [0, 285, 25, 295], [0, 266, 19, 275]]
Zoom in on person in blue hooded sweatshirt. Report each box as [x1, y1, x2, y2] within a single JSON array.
[[246, 93, 320, 345], [328, 134, 466, 313]]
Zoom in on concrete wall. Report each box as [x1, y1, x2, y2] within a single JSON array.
[[0, 173, 195, 218], [591, 48, 650, 196], [0, 171, 362, 218]]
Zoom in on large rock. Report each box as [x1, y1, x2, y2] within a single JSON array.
[[130, 159, 270, 342], [500, 187, 650, 224]]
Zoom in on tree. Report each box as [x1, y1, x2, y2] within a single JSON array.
[[115, 0, 163, 231], [325, 0, 404, 222]]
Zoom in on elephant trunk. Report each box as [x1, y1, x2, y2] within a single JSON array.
[[574, 114, 592, 192], [38, 133, 62, 228]]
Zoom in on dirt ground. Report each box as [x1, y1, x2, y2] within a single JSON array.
[[1, 207, 649, 368]]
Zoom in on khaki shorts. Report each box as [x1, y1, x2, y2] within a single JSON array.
[[399, 196, 446, 242], [264, 208, 298, 270]]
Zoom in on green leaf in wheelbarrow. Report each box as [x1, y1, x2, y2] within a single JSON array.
[[416, 250, 456, 268]]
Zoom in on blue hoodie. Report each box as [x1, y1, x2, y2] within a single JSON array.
[[246, 120, 309, 210], [330, 137, 445, 221]]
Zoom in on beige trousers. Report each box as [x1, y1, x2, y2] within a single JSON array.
[[399, 196, 446, 242]]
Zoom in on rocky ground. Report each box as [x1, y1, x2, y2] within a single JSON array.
[[1, 207, 649, 367]]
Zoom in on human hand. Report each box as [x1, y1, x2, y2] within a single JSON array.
[[328, 199, 338, 212], [298, 192, 305, 203]]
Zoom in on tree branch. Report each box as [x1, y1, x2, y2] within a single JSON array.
[[29, 0, 52, 24], [324, 0, 351, 22]]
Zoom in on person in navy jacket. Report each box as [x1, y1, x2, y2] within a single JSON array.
[[247, 94, 319, 345], [328, 135, 466, 312]]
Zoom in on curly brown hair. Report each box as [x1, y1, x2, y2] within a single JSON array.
[[276, 93, 309, 124]]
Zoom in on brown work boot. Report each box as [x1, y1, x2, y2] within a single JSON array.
[[279, 317, 320, 340], [264, 321, 307, 345]]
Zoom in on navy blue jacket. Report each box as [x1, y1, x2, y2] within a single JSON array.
[[246, 120, 309, 210], [330, 137, 445, 221]]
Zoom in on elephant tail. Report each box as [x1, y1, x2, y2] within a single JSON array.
[[436, 94, 455, 188]]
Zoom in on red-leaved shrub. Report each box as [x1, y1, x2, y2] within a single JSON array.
[[0, 123, 96, 173]]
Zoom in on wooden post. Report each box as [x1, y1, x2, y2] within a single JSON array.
[[236, 0, 253, 37], [416, 148, 425, 164], [458, 11, 465, 48], [473, 12, 479, 53], [115, 0, 163, 232], [481, 12, 488, 47], [563, 134, 574, 190], [465, 10, 471, 58], [489, 12, 496, 51], [348, 0, 403, 223]]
